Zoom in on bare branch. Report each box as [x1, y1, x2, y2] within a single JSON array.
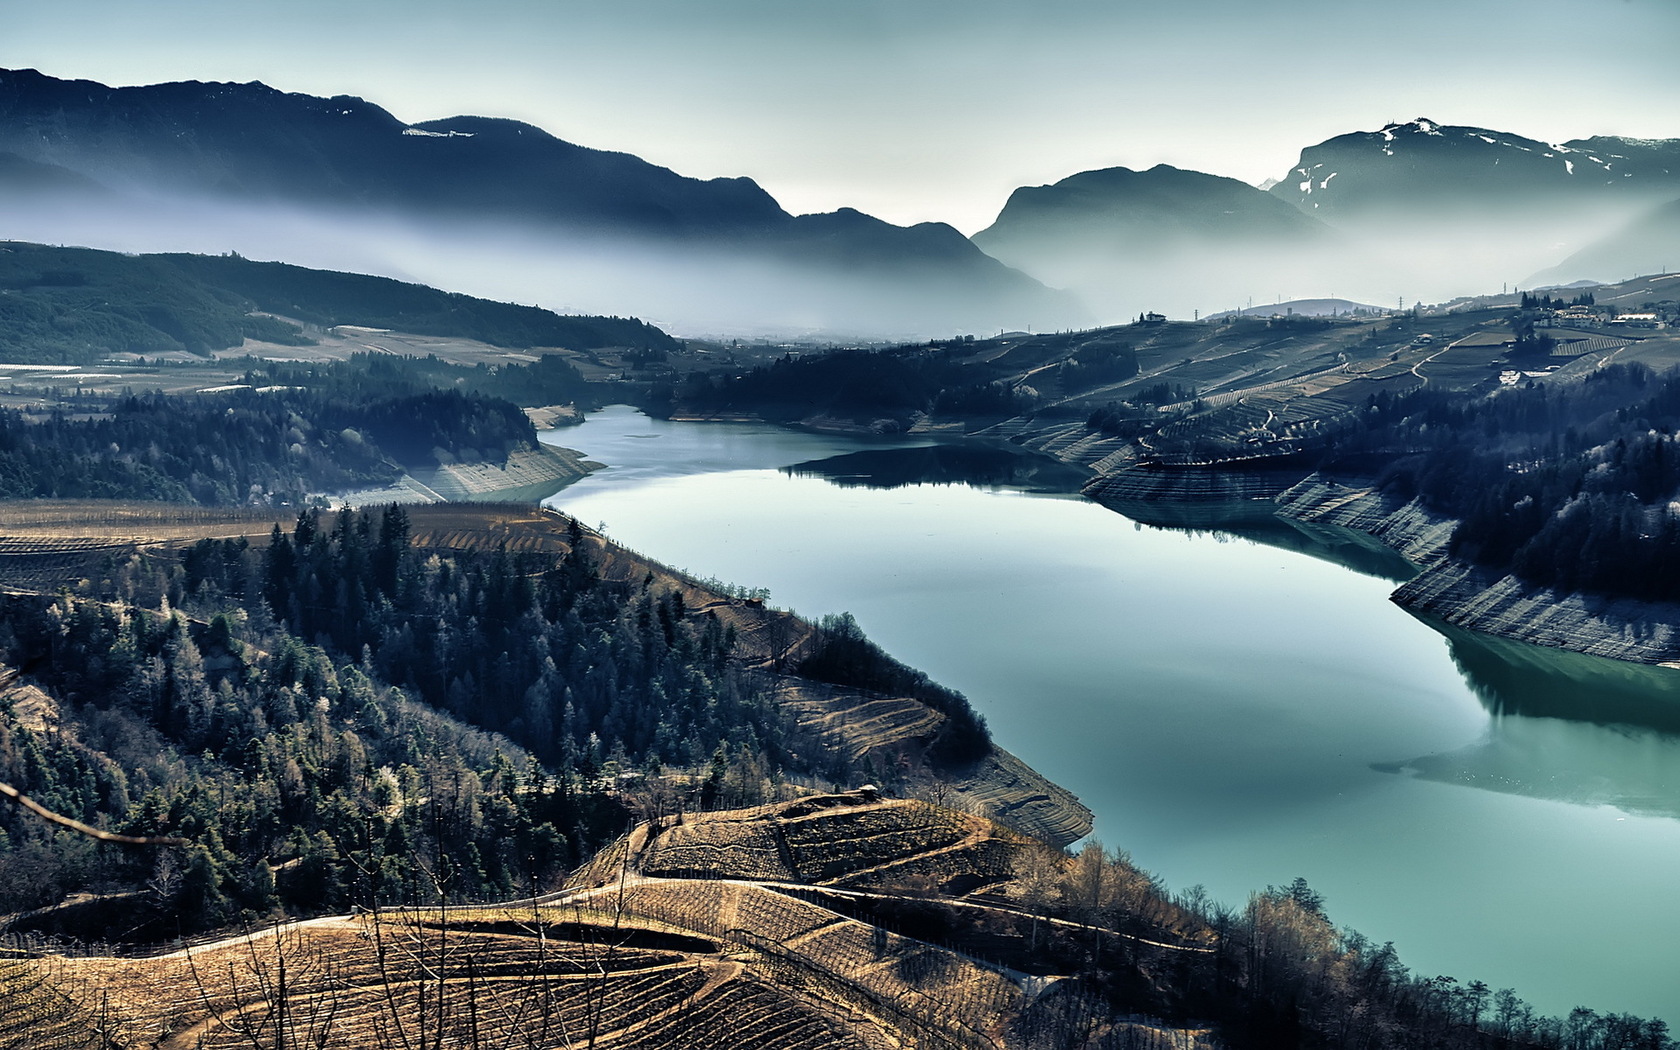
[[0, 780, 187, 847]]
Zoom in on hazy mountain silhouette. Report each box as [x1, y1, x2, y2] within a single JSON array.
[[1261, 118, 1680, 306], [976, 164, 1328, 257], [0, 68, 787, 231], [971, 164, 1339, 321], [1528, 194, 1680, 287], [0, 67, 1081, 338], [974, 119, 1680, 323]]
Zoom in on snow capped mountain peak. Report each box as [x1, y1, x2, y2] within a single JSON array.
[[1379, 118, 1445, 138]]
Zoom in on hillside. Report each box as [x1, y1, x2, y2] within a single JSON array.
[[24, 794, 1196, 1050], [0, 501, 1088, 922], [0, 241, 673, 364]]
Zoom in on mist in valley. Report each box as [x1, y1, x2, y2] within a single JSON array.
[[970, 203, 1665, 325], [0, 190, 1088, 340]]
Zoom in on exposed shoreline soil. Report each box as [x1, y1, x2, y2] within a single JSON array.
[[1075, 456, 1680, 669]]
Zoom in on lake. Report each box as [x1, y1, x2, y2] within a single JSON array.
[[543, 404, 1680, 1026]]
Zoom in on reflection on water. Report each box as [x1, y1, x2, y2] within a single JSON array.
[[1160, 505, 1419, 585], [1435, 617, 1680, 730], [1095, 480, 1680, 745], [783, 444, 1093, 494], [1114, 492, 1680, 816], [781, 443, 1680, 815], [1372, 618, 1680, 818]]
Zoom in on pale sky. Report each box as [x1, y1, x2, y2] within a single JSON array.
[[5, 0, 1678, 233]]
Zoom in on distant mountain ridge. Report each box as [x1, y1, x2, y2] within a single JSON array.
[[975, 163, 1327, 254], [1268, 117, 1680, 219], [0, 67, 1080, 338], [970, 163, 1338, 321], [970, 118, 1680, 321], [5, 65, 1675, 330], [0, 68, 784, 234]]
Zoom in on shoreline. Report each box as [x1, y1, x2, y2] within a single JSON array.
[[1275, 473, 1680, 668], [618, 402, 1680, 677], [973, 401, 1680, 672], [1077, 456, 1680, 671], [322, 443, 600, 507]]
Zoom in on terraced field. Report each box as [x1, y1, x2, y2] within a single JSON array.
[[29, 789, 1209, 1050], [614, 796, 1023, 893], [557, 793, 1216, 1050], [51, 910, 883, 1050], [0, 958, 101, 1049]]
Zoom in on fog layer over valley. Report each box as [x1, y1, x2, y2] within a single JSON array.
[[0, 68, 1081, 339], [0, 192, 1086, 339]]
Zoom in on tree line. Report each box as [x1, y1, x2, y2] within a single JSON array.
[[1333, 364, 1680, 602], [678, 348, 1031, 425], [0, 383, 536, 504], [1002, 844, 1673, 1050]]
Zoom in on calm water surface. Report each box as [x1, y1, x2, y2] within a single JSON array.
[[543, 405, 1680, 1025]]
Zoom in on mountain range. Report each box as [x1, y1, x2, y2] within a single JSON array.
[[1, 65, 1673, 332], [0, 67, 1080, 338], [973, 118, 1680, 321]]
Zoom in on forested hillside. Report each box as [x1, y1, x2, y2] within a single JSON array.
[[1313, 363, 1680, 602], [678, 344, 1041, 425], [0, 504, 981, 941], [157, 252, 675, 351], [248, 350, 594, 410], [0, 385, 534, 503], [0, 243, 672, 363]]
